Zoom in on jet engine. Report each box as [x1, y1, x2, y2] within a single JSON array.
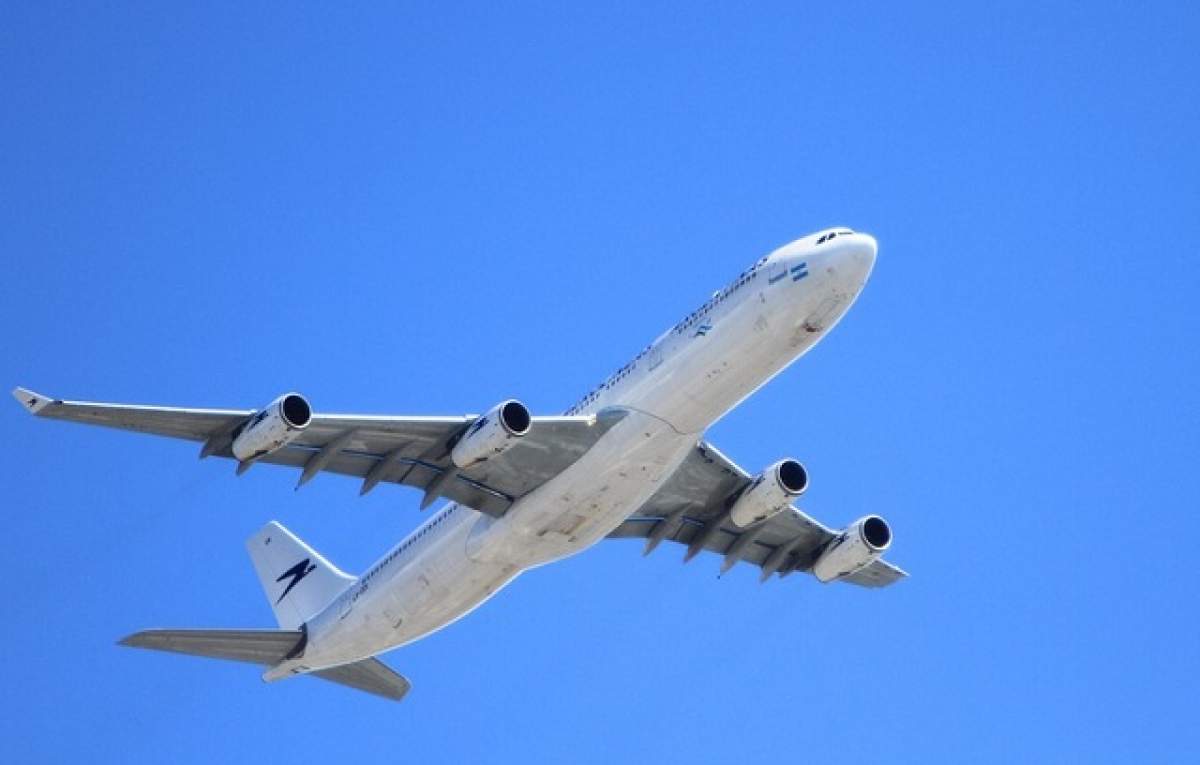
[[728, 459, 809, 528], [231, 393, 312, 462], [450, 400, 532, 468], [812, 515, 893, 582]]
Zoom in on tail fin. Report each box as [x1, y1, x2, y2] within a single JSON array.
[[246, 521, 355, 629]]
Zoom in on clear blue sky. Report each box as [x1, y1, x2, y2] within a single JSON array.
[[2, 3, 1197, 762]]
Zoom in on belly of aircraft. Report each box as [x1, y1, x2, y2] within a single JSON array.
[[469, 409, 693, 568]]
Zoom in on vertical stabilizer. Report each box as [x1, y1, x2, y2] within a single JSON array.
[[246, 521, 355, 629]]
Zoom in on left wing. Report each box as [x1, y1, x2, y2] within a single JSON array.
[[13, 387, 624, 517], [608, 441, 908, 587]]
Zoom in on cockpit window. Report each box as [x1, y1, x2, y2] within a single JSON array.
[[816, 229, 855, 245]]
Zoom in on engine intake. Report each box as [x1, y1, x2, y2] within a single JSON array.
[[231, 393, 312, 462], [451, 399, 531, 468], [812, 515, 892, 583], [729, 459, 809, 528]]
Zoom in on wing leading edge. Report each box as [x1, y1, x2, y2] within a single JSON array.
[[120, 629, 410, 701]]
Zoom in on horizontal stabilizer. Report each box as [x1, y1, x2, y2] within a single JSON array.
[[312, 658, 411, 701], [119, 628, 303, 665], [120, 629, 411, 701]]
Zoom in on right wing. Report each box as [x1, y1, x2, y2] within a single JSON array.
[[14, 387, 625, 517], [607, 441, 907, 587]]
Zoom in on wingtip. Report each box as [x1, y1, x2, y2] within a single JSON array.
[[386, 683, 412, 702], [12, 387, 55, 415]]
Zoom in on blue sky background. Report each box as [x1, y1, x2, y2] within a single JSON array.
[[2, 2, 1197, 762]]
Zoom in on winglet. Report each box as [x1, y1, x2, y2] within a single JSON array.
[[12, 387, 55, 415]]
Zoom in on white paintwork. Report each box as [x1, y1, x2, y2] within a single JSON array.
[[728, 460, 806, 528], [270, 228, 879, 679], [231, 393, 311, 462], [811, 515, 891, 582], [449, 399, 530, 468], [246, 521, 356, 630]]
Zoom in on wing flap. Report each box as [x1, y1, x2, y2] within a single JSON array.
[[256, 446, 514, 516], [839, 558, 909, 587]]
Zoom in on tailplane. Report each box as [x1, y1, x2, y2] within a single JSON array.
[[120, 628, 303, 664], [310, 657, 411, 700], [245, 521, 355, 629], [119, 629, 410, 701]]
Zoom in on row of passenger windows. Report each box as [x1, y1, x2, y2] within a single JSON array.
[[565, 255, 767, 414], [362, 505, 455, 583], [565, 337, 658, 415], [675, 261, 761, 333]]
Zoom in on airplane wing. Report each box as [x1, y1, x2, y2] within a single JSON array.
[[13, 387, 625, 517], [607, 441, 908, 587]]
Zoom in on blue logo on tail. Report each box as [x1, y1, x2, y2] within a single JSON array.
[[275, 558, 317, 603]]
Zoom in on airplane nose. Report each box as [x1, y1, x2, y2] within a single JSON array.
[[850, 233, 877, 274], [828, 233, 877, 291]]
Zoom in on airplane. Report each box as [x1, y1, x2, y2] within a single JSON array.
[[15, 227, 904, 702]]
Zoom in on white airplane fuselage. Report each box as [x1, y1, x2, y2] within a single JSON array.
[[283, 230, 877, 675]]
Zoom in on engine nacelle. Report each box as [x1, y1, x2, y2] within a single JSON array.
[[728, 459, 809, 528], [231, 393, 313, 462], [450, 400, 532, 468], [812, 515, 893, 583]]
